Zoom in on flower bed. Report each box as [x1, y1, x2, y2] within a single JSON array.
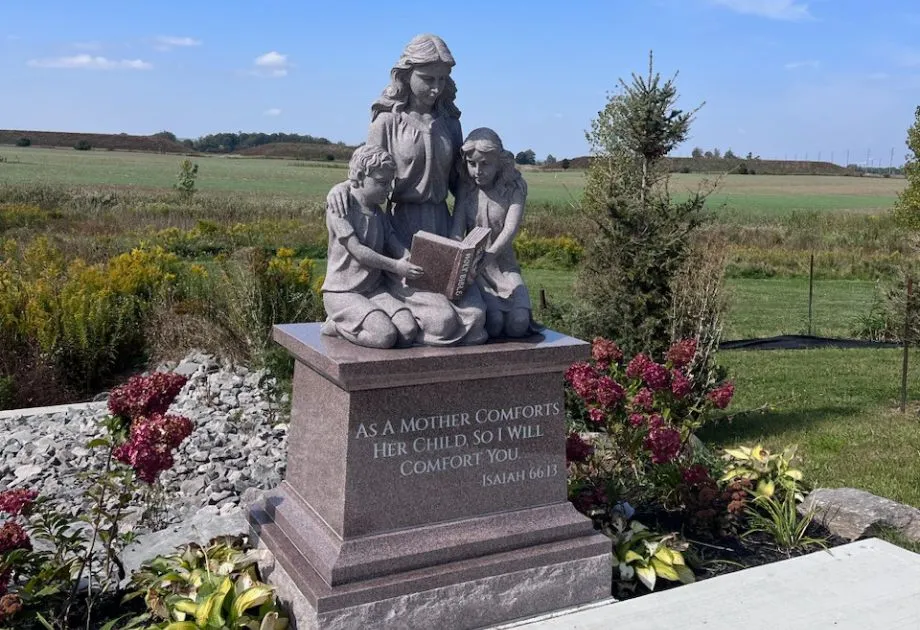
[[564, 337, 838, 598]]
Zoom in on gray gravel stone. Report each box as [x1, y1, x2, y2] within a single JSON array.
[[0, 352, 290, 562]]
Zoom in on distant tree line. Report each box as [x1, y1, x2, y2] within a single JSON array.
[[690, 147, 760, 160], [153, 130, 343, 153]]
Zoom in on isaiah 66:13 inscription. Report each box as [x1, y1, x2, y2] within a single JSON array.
[[248, 33, 611, 630]]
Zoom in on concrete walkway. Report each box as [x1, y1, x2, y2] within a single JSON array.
[[0, 401, 105, 420], [501, 539, 920, 630]]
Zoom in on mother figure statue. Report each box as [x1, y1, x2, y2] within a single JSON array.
[[327, 34, 487, 346]]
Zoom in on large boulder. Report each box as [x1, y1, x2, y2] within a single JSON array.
[[802, 488, 920, 542]]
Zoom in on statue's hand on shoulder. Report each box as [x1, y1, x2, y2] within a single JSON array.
[[326, 182, 350, 218]]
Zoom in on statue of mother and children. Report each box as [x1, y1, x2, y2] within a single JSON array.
[[319, 34, 536, 349]]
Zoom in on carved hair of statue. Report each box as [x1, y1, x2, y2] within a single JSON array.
[[371, 33, 461, 121], [347, 144, 397, 185], [459, 127, 523, 196]]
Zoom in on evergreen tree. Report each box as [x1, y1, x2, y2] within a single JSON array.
[[895, 106, 920, 229], [574, 52, 710, 355]]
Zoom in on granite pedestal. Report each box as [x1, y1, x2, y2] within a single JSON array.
[[249, 323, 611, 629]]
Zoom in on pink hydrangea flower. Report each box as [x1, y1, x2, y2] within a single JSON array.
[[644, 423, 682, 464], [0, 521, 31, 554], [628, 413, 646, 428], [0, 489, 38, 517], [670, 369, 692, 399], [114, 413, 194, 483], [641, 362, 671, 391], [667, 339, 697, 369], [565, 362, 599, 402], [708, 381, 735, 409], [625, 353, 652, 380], [595, 376, 625, 409], [588, 407, 607, 427], [631, 388, 654, 412], [591, 337, 623, 368], [108, 372, 188, 420]]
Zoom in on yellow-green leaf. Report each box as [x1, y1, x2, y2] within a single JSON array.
[[230, 585, 274, 622], [635, 564, 656, 590], [669, 550, 686, 566], [173, 599, 198, 615], [786, 469, 803, 481], [624, 550, 644, 564], [653, 546, 675, 564], [195, 592, 219, 627], [723, 447, 750, 460], [756, 479, 775, 498], [651, 557, 680, 582], [164, 623, 198, 630]]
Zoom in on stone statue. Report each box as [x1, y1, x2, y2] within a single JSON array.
[[451, 128, 533, 338], [320, 145, 422, 348], [325, 34, 489, 347]]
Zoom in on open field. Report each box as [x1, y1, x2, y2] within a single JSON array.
[[0, 146, 906, 216], [702, 348, 920, 509]]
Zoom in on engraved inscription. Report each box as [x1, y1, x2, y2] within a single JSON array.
[[353, 401, 563, 487]]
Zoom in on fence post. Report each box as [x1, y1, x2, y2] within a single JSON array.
[[808, 253, 815, 336], [540, 288, 547, 311], [901, 276, 912, 413]]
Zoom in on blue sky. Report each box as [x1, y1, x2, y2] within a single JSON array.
[[2, 0, 918, 165]]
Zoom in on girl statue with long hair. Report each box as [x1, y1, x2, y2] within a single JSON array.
[[451, 128, 533, 338], [326, 34, 487, 345]]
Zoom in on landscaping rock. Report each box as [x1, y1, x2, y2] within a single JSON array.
[[0, 352, 290, 564], [802, 487, 920, 542]]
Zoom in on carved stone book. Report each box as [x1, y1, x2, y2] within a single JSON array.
[[407, 226, 491, 301]]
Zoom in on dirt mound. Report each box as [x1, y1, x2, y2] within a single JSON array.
[[544, 156, 853, 176], [0, 130, 188, 153], [235, 142, 356, 161]]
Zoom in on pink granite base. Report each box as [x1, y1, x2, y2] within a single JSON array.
[[250, 324, 612, 627], [258, 540, 612, 630]]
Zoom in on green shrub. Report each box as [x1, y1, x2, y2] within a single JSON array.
[[15, 137, 31, 147], [0, 239, 181, 391], [513, 232, 583, 269], [73, 139, 92, 151], [0, 203, 52, 232], [174, 158, 199, 202]]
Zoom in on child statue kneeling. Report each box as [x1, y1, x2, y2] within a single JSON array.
[[320, 145, 423, 348]]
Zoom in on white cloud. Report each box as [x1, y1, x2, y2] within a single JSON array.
[[153, 35, 202, 51], [784, 59, 821, 70], [264, 108, 282, 116], [255, 51, 287, 67], [252, 51, 290, 77], [27, 55, 153, 70], [710, 0, 813, 21]]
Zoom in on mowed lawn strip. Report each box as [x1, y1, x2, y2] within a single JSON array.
[[522, 270, 878, 341], [702, 348, 920, 509], [723, 278, 878, 340]]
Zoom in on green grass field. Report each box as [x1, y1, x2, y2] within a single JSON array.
[[0, 146, 906, 216], [702, 348, 920, 509]]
